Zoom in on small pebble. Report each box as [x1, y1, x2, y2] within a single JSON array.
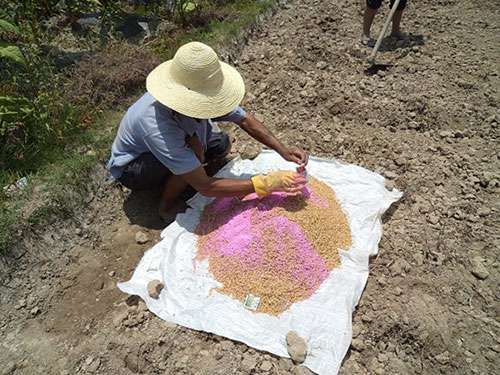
[[135, 231, 149, 244]]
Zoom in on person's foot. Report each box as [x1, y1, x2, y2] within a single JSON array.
[[361, 34, 376, 47], [158, 199, 188, 225], [389, 30, 408, 40]]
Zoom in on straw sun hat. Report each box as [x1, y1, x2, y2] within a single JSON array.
[[146, 42, 245, 119]]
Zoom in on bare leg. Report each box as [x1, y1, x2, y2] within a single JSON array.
[[158, 135, 232, 217], [390, 10, 404, 36], [220, 140, 232, 158], [363, 6, 378, 38], [158, 174, 188, 217]]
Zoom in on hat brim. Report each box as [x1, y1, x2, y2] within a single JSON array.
[[146, 60, 245, 119]]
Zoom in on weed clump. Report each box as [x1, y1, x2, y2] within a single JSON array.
[[64, 44, 161, 110]]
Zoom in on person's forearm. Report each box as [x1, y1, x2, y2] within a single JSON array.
[[237, 113, 287, 156], [181, 166, 306, 199], [195, 176, 255, 198]]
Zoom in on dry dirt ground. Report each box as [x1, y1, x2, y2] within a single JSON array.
[[1, 0, 499, 374]]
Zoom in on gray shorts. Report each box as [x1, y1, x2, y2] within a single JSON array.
[[119, 132, 230, 191]]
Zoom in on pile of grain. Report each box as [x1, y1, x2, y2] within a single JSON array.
[[195, 176, 352, 315]]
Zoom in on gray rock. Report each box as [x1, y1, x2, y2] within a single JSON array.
[[408, 121, 420, 129], [361, 314, 373, 323], [137, 300, 148, 312], [351, 338, 365, 351], [477, 208, 491, 217], [490, 344, 500, 353], [278, 357, 294, 372], [485, 114, 496, 124], [316, 61, 327, 70], [1, 361, 16, 375], [112, 310, 128, 328], [384, 171, 398, 179], [293, 365, 315, 375], [260, 360, 273, 372], [427, 213, 440, 225], [394, 157, 406, 166], [439, 131, 453, 138], [30, 307, 41, 316], [241, 355, 258, 372], [378, 353, 389, 363], [286, 331, 307, 363], [470, 258, 489, 280], [435, 351, 450, 365], [480, 172, 498, 186], [123, 311, 146, 327], [147, 280, 164, 299], [164, 321, 177, 329], [135, 231, 149, 244], [390, 259, 411, 276], [87, 356, 101, 373], [485, 350, 497, 362]]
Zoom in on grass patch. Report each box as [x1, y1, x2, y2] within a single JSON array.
[[0, 110, 121, 254], [155, 0, 277, 58]]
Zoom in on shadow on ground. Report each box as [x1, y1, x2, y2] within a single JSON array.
[[122, 186, 165, 230], [377, 33, 425, 52], [363, 34, 425, 75]]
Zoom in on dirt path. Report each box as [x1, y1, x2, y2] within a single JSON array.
[[1, 0, 499, 374]]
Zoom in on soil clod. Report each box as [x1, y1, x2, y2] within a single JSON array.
[[147, 280, 164, 299], [286, 331, 307, 363]]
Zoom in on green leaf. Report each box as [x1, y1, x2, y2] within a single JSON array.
[[183, 2, 197, 12], [0, 19, 19, 34], [0, 41, 26, 66], [0, 9, 14, 23], [0, 96, 34, 121]]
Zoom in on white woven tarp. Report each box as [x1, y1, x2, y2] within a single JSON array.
[[118, 150, 402, 375]]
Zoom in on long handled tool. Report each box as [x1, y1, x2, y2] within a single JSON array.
[[367, 0, 402, 64]]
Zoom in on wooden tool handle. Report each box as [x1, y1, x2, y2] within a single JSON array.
[[368, 0, 402, 62]]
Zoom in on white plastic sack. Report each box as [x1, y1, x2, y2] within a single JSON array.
[[118, 150, 402, 375]]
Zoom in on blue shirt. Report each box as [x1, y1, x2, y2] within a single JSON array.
[[106, 93, 246, 179]]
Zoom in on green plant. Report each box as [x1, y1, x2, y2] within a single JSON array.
[[0, 2, 85, 175], [0, 9, 26, 66]]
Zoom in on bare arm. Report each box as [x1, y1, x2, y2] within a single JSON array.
[[237, 112, 309, 165], [185, 134, 205, 164], [180, 166, 307, 198], [181, 165, 255, 198]]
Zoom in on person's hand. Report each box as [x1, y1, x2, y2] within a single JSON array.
[[251, 170, 307, 199], [281, 146, 309, 166]]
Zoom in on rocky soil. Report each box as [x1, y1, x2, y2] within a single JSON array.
[[1, 0, 499, 374]]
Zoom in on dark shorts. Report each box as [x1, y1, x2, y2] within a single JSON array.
[[119, 132, 230, 191], [367, 0, 407, 11]]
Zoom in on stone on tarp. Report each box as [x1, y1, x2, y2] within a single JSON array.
[[147, 280, 164, 299], [286, 331, 307, 363]]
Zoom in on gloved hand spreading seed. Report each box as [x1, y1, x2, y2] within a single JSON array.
[[251, 171, 307, 199]]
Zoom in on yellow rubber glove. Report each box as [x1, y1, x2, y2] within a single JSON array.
[[251, 171, 306, 199]]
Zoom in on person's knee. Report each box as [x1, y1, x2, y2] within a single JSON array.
[[119, 153, 169, 191], [367, 0, 382, 10], [221, 138, 232, 158], [205, 132, 231, 161]]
